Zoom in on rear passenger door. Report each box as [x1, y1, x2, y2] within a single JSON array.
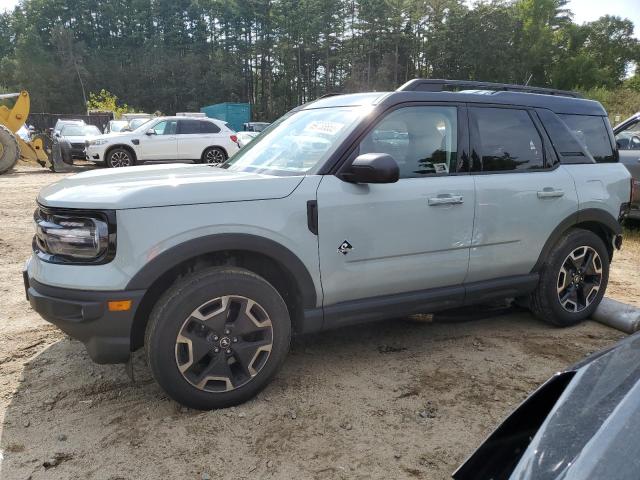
[[177, 120, 213, 160], [466, 106, 578, 283]]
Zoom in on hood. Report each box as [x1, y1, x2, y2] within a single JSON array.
[[38, 163, 304, 210], [101, 131, 133, 139], [63, 135, 92, 143]]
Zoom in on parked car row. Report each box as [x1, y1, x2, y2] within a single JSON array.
[[49, 115, 271, 168]]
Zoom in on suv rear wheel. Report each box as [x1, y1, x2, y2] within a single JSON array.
[[145, 267, 291, 409], [530, 229, 609, 327], [201, 147, 226, 164], [107, 148, 135, 168]]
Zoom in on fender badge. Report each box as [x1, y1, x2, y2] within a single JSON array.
[[338, 240, 353, 255]]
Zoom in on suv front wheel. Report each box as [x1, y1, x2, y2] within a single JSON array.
[[145, 267, 291, 409], [530, 229, 609, 327], [107, 147, 135, 168]]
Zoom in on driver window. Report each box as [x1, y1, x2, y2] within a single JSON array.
[[152, 120, 177, 135], [359, 106, 458, 178], [616, 121, 640, 150]]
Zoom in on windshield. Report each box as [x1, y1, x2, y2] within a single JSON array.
[[62, 125, 101, 136], [130, 118, 150, 129], [222, 107, 364, 175], [110, 121, 128, 132]]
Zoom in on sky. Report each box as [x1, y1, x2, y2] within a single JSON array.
[[0, 0, 639, 38], [568, 0, 640, 38]]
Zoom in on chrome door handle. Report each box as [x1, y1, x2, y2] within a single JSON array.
[[428, 194, 464, 206], [537, 188, 564, 199]]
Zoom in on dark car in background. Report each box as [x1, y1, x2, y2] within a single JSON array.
[[58, 124, 102, 160], [614, 112, 640, 219], [242, 121, 270, 132], [454, 331, 640, 480]]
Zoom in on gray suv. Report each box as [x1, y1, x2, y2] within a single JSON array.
[[614, 112, 640, 219], [25, 79, 632, 409]]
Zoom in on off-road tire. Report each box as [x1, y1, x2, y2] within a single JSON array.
[[0, 124, 20, 174], [106, 147, 135, 168], [530, 228, 609, 327], [145, 267, 291, 410]]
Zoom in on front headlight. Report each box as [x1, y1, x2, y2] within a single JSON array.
[[33, 207, 115, 263], [88, 138, 109, 146]]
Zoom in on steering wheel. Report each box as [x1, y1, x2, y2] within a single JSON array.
[[631, 135, 640, 150]]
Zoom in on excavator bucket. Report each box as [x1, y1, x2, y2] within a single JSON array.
[[0, 90, 57, 173]]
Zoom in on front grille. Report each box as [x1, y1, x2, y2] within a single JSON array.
[[71, 143, 85, 150]]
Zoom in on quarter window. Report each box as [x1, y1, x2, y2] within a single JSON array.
[[358, 106, 459, 178], [472, 108, 544, 172], [200, 121, 221, 134], [558, 114, 615, 162]]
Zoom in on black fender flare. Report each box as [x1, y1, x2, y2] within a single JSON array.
[[125, 233, 318, 308], [532, 208, 622, 272]]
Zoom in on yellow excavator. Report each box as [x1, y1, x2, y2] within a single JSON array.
[[0, 90, 53, 174]]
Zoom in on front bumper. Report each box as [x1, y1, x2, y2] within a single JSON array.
[[24, 273, 145, 364], [85, 145, 104, 162]]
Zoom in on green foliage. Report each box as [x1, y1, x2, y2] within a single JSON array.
[[581, 87, 640, 124], [625, 74, 640, 92], [86, 89, 133, 118], [0, 0, 637, 119]]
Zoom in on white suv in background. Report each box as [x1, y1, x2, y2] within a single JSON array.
[[86, 116, 240, 168]]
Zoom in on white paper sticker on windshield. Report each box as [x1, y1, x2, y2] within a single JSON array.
[[433, 163, 449, 174], [304, 121, 345, 136]]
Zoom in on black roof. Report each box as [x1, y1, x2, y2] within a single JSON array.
[[303, 79, 606, 116]]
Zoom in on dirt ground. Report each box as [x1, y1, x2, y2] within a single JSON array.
[[0, 163, 638, 480]]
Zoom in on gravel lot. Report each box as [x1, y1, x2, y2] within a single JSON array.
[[1, 163, 638, 479]]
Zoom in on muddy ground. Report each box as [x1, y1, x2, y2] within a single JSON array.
[[0, 163, 637, 480]]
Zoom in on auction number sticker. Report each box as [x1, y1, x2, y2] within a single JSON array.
[[304, 121, 345, 136]]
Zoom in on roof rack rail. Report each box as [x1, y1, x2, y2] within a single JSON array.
[[316, 92, 343, 99], [397, 79, 581, 98]]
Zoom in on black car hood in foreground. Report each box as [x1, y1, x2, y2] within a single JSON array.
[[454, 332, 640, 480]]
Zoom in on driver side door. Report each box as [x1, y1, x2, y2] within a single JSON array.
[[316, 104, 475, 322], [140, 120, 178, 161]]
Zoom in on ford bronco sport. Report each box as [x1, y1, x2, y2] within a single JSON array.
[[25, 79, 631, 409]]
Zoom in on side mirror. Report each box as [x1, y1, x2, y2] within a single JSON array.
[[343, 153, 399, 184], [145, 129, 156, 136]]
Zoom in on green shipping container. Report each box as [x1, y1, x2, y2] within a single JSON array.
[[200, 103, 251, 132]]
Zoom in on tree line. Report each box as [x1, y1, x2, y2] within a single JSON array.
[[1, 0, 639, 121]]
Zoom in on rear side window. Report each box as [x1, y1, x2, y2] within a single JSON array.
[[178, 120, 200, 134], [471, 108, 544, 172], [558, 114, 615, 163], [200, 121, 221, 134]]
